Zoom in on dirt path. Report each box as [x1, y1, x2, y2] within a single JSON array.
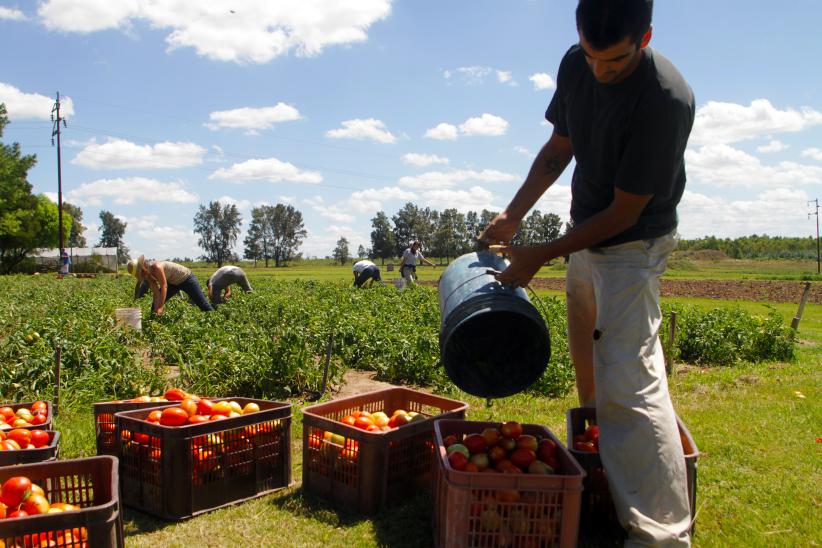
[[424, 278, 819, 304], [332, 370, 398, 399]]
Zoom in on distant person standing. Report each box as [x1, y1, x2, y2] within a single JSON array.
[[127, 256, 213, 315], [207, 265, 253, 305], [352, 259, 382, 288], [58, 250, 71, 276], [399, 241, 435, 286]]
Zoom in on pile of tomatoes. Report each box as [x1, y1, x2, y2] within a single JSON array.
[[0, 429, 51, 451], [443, 421, 562, 475], [0, 475, 87, 545], [145, 397, 260, 427], [571, 423, 600, 453], [339, 408, 426, 432], [0, 402, 49, 430]]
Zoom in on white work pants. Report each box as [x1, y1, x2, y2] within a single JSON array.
[[566, 231, 691, 547]]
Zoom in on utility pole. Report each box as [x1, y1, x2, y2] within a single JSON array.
[[51, 93, 67, 263], [810, 199, 820, 275]]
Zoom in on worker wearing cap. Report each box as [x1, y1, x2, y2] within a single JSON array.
[[127, 256, 213, 315], [479, 0, 695, 544], [207, 265, 253, 305], [352, 259, 383, 288]]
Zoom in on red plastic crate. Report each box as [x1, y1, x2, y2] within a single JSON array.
[[0, 456, 124, 548], [0, 431, 60, 466], [566, 407, 699, 535], [94, 399, 180, 456], [432, 419, 585, 548], [115, 398, 292, 520], [0, 400, 53, 430], [301, 387, 468, 514]]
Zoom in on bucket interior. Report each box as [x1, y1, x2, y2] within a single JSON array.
[[442, 309, 550, 398]]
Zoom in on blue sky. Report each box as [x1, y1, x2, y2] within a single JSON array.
[[2, 0, 821, 260]]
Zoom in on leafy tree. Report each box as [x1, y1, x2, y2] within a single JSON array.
[[464, 210, 480, 249], [392, 202, 436, 255], [62, 202, 86, 248], [97, 211, 130, 262], [515, 210, 563, 245], [431, 208, 467, 262], [193, 201, 242, 267], [333, 237, 350, 265], [370, 211, 395, 265], [268, 203, 306, 267], [244, 206, 273, 267], [357, 244, 367, 259], [243, 219, 264, 267]]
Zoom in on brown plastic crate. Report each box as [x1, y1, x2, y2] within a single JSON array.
[[0, 400, 53, 430], [432, 419, 585, 548], [301, 387, 468, 514], [94, 399, 180, 456], [115, 397, 292, 520], [0, 430, 60, 465], [566, 407, 699, 535], [0, 456, 124, 548]]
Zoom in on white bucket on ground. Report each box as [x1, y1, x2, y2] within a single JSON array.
[[393, 278, 406, 290], [115, 308, 142, 330]]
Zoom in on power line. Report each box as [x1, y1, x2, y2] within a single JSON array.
[[809, 198, 820, 275]]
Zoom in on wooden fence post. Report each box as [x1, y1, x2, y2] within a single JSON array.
[[791, 282, 812, 331], [665, 312, 677, 375]]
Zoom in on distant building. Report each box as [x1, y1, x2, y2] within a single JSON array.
[[32, 247, 119, 273]]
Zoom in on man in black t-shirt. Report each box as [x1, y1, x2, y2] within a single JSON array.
[[480, 0, 693, 545]]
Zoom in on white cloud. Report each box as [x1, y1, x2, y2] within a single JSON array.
[[443, 66, 516, 86], [214, 195, 252, 210], [496, 70, 516, 85], [529, 73, 556, 91], [401, 153, 449, 167], [0, 83, 74, 120], [44, 192, 58, 203], [424, 123, 458, 141], [72, 138, 206, 169], [514, 146, 533, 157], [801, 148, 822, 161], [0, 7, 26, 20], [326, 118, 396, 144], [690, 99, 822, 146], [304, 196, 355, 223], [302, 224, 367, 258], [36, 0, 392, 64], [206, 103, 301, 131], [418, 186, 498, 213], [686, 144, 822, 188], [277, 196, 296, 204], [209, 157, 322, 184], [346, 186, 416, 213], [459, 113, 508, 137], [535, 184, 572, 217], [677, 188, 816, 238], [399, 169, 519, 190], [756, 140, 788, 153], [67, 177, 199, 206]]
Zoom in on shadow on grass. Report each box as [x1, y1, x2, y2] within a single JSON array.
[[122, 507, 177, 536], [268, 487, 435, 547]]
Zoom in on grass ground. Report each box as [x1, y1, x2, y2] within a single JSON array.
[[50, 278, 821, 547]]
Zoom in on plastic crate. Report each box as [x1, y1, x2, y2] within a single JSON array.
[[432, 419, 585, 548], [115, 398, 292, 520], [301, 387, 468, 514], [0, 456, 124, 548], [94, 399, 180, 456], [0, 431, 60, 465], [566, 407, 699, 534], [0, 400, 53, 430]]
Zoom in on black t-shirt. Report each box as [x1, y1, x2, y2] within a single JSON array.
[[546, 46, 695, 246]]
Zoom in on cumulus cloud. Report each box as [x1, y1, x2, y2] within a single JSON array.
[[44, 192, 58, 203], [801, 147, 822, 161], [535, 184, 572, 217], [529, 73, 556, 90], [214, 195, 252, 210], [0, 7, 26, 20], [399, 169, 519, 190], [302, 224, 367, 258], [36, 0, 392, 64], [304, 196, 355, 223], [514, 146, 533, 157], [66, 177, 199, 206], [677, 188, 816, 238], [206, 103, 301, 131], [443, 66, 516, 86], [425, 113, 509, 140], [496, 70, 516, 85], [685, 144, 822, 188], [690, 99, 822, 146], [326, 118, 396, 144], [345, 186, 416, 213], [756, 140, 788, 153], [418, 186, 498, 213], [424, 123, 458, 141], [72, 138, 206, 169], [209, 157, 322, 184], [401, 153, 449, 167], [0, 83, 74, 120]]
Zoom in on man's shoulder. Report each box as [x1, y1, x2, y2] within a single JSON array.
[[644, 49, 694, 110]]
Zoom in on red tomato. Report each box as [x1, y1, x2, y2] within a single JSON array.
[[29, 430, 50, 448], [354, 416, 374, 430], [462, 434, 487, 455], [447, 451, 469, 471], [8, 509, 29, 518], [1, 476, 33, 507], [366, 424, 381, 432], [0, 439, 20, 451], [164, 388, 188, 401], [30, 411, 47, 425], [160, 407, 189, 426], [585, 425, 600, 443], [22, 493, 50, 515], [341, 415, 357, 427], [187, 415, 209, 425], [133, 432, 150, 445], [509, 448, 536, 470], [501, 421, 523, 440], [31, 401, 47, 413], [196, 399, 215, 416], [7, 429, 31, 447], [147, 410, 163, 423], [537, 438, 558, 462], [574, 441, 597, 453], [0, 407, 14, 421], [179, 399, 199, 417]]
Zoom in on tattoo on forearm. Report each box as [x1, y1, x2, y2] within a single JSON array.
[[543, 154, 564, 177]]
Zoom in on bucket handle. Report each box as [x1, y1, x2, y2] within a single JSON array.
[[485, 268, 551, 320]]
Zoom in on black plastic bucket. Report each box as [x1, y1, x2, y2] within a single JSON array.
[[438, 251, 551, 398]]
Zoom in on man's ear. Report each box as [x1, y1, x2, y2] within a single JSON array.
[[640, 26, 652, 49]]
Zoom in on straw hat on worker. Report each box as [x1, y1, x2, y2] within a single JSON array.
[[125, 255, 213, 314]]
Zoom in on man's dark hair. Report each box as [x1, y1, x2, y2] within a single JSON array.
[[576, 0, 653, 50]]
